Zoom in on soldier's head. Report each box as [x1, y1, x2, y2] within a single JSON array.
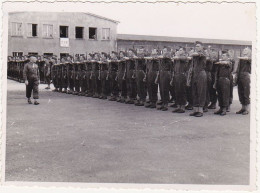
[[137, 47, 145, 56], [242, 47, 252, 58], [111, 51, 118, 59], [195, 41, 204, 52], [128, 49, 135, 57], [29, 56, 37, 63], [61, 57, 66, 63], [162, 46, 171, 57], [101, 52, 108, 59], [178, 47, 186, 56], [119, 51, 126, 58], [151, 48, 158, 56], [87, 53, 93, 60], [94, 53, 100, 60], [66, 56, 72, 62], [210, 49, 218, 60], [221, 50, 229, 61], [79, 55, 85, 62]]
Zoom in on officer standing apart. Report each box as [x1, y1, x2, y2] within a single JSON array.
[[23, 55, 40, 105]]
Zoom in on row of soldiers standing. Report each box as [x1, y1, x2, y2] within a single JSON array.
[[50, 41, 251, 117], [7, 55, 52, 88]]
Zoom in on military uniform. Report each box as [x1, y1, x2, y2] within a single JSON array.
[[172, 55, 189, 113], [236, 58, 251, 115], [190, 52, 207, 116], [100, 59, 110, 99], [125, 57, 137, 104], [44, 58, 51, 88], [66, 62, 73, 94], [23, 61, 40, 100], [79, 61, 87, 96], [108, 59, 119, 101], [145, 56, 159, 108], [214, 60, 232, 116], [208, 60, 218, 109], [61, 62, 68, 93], [158, 55, 173, 111], [204, 58, 213, 111], [117, 57, 127, 102], [134, 56, 147, 106], [73, 62, 80, 95], [51, 63, 59, 91], [91, 59, 101, 98], [85, 60, 93, 97]]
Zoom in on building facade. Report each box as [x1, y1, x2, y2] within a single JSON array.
[[8, 12, 119, 58], [117, 34, 252, 60]]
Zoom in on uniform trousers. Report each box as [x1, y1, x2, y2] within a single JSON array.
[[159, 71, 171, 105], [147, 71, 158, 103], [217, 77, 230, 108], [238, 72, 250, 105], [174, 73, 187, 106], [192, 71, 207, 107], [26, 77, 39, 99]]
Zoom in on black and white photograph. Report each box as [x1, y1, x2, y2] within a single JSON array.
[[1, 0, 258, 192]]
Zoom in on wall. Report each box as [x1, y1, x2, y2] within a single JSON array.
[[8, 12, 118, 57]]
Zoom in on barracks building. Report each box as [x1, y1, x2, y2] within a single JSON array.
[[8, 12, 119, 59], [8, 12, 251, 60]]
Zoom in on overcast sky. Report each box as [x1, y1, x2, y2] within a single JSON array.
[[5, 1, 256, 41]]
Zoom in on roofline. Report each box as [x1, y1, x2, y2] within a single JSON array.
[[117, 34, 252, 46], [84, 12, 119, 24], [9, 11, 119, 24]]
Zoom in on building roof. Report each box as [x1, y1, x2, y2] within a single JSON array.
[[9, 11, 119, 24], [117, 34, 251, 46], [84, 12, 119, 24]]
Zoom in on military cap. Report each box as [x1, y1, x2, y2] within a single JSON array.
[[101, 52, 108, 57], [111, 51, 118, 55], [195, 41, 203, 45], [119, 50, 126, 56]]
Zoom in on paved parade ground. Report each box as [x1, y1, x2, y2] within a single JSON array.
[[5, 79, 250, 185]]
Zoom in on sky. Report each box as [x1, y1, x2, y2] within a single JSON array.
[[4, 1, 256, 41]]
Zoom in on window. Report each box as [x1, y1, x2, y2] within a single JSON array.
[[75, 27, 84, 39], [102, 28, 110, 40], [11, 22, 23, 36], [12, 52, 23, 57], [60, 26, 68, 38], [43, 24, 53, 38], [44, 53, 53, 56], [27, 24, 38, 37], [60, 53, 69, 59], [28, 52, 38, 56], [89, 27, 97, 40]]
